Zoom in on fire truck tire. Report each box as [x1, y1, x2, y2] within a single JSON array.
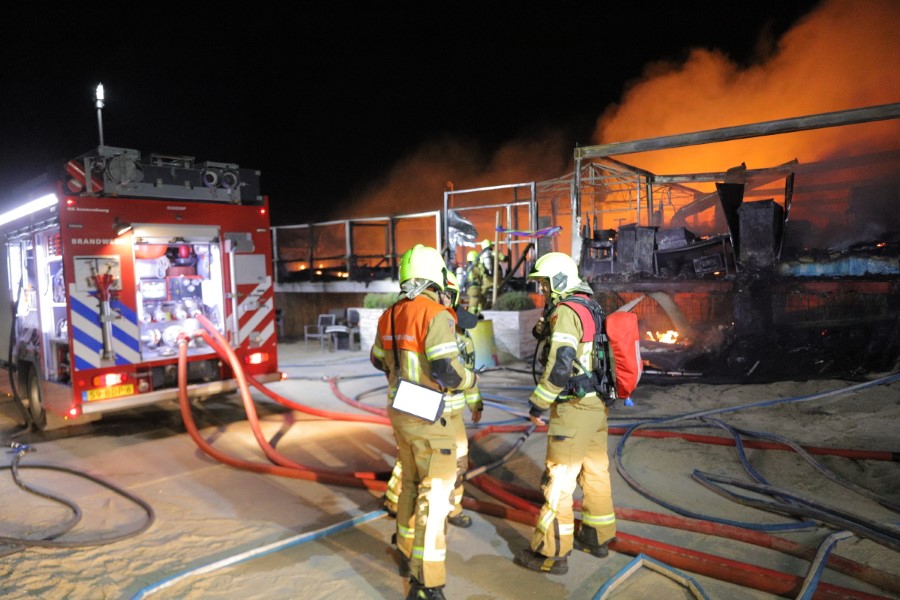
[[23, 369, 47, 431]]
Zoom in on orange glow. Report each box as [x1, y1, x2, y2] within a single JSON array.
[[590, 0, 900, 233], [647, 330, 680, 344]]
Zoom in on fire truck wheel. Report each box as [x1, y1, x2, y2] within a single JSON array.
[[23, 369, 47, 431]]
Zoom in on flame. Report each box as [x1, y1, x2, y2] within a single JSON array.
[[647, 330, 680, 344]]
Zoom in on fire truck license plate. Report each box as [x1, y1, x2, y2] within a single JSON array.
[[84, 384, 135, 402]]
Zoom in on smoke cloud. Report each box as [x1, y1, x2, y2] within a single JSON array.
[[336, 132, 570, 219], [594, 0, 900, 172], [343, 0, 899, 236]]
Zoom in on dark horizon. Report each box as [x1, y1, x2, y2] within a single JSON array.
[[0, 1, 835, 226]]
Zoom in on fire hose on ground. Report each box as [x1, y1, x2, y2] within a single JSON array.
[[0, 441, 155, 557], [172, 316, 899, 598], [340, 366, 900, 596]]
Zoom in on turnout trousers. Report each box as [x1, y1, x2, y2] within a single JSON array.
[[384, 410, 469, 519], [390, 407, 457, 588], [530, 400, 616, 558]]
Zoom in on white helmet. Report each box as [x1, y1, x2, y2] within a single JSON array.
[[528, 252, 582, 296]]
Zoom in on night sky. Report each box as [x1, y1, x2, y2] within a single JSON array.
[[1, 1, 824, 226]]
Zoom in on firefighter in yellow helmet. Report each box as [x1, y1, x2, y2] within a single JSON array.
[[464, 249, 487, 313], [513, 252, 617, 575], [371, 244, 477, 600], [383, 271, 482, 529]]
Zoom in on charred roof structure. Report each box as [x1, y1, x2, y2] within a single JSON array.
[[569, 103, 900, 382], [273, 103, 900, 382]]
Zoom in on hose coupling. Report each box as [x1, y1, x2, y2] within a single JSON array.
[[7, 441, 35, 454]]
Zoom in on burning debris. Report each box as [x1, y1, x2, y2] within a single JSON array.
[[581, 165, 899, 383]]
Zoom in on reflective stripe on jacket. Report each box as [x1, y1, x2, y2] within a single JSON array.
[[370, 290, 475, 396], [530, 294, 602, 410]]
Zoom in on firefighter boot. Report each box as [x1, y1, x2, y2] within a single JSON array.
[[574, 525, 615, 558], [513, 548, 569, 575], [383, 497, 397, 518], [391, 533, 410, 577], [406, 577, 446, 600], [447, 512, 472, 528]]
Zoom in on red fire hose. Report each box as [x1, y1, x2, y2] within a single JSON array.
[[176, 329, 386, 491], [177, 320, 896, 599]]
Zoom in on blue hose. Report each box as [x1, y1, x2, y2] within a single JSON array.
[[592, 553, 711, 600], [130, 510, 387, 599], [796, 530, 854, 600], [613, 372, 900, 532]]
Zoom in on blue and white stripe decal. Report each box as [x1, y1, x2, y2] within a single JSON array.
[[70, 287, 141, 370]]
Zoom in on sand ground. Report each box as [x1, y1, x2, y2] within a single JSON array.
[[1, 340, 898, 599]]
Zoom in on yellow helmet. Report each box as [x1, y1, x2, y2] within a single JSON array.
[[466, 250, 478, 262], [528, 252, 582, 296], [399, 244, 447, 290]]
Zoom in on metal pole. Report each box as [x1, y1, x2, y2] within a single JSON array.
[[95, 83, 105, 147], [492, 211, 500, 307], [572, 156, 583, 260], [575, 103, 900, 160]]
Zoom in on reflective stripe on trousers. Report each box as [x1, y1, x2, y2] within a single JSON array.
[[530, 400, 615, 558], [390, 408, 457, 588]]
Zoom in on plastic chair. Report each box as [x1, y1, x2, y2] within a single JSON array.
[[346, 308, 361, 351], [304, 314, 336, 350]]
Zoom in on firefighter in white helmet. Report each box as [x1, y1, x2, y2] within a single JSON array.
[[513, 252, 617, 575], [383, 271, 482, 529], [371, 244, 477, 600]]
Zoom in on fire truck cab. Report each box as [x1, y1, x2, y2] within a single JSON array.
[[0, 146, 280, 430]]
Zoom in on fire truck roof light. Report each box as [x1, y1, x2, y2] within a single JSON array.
[[0, 193, 57, 227]]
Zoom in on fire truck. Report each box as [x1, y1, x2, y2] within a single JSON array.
[[0, 146, 280, 430]]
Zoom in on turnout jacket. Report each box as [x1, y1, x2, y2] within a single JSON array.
[[370, 290, 476, 397], [443, 324, 482, 415], [530, 292, 605, 413]]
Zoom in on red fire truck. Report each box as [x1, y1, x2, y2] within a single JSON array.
[[0, 146, 280, 430]]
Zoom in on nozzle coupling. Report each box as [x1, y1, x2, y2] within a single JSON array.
[[7, 441, 35, 455]]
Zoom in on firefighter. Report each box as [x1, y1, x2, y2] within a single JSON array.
[[371, 244, 477, 600], [464, 249, 487, 314], [513, 252, 617, 575], [383, 271, 482, 528]]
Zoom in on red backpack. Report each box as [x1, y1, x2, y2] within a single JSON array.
[[604, 311, 643, 399], [561, 296, 643, 403]]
